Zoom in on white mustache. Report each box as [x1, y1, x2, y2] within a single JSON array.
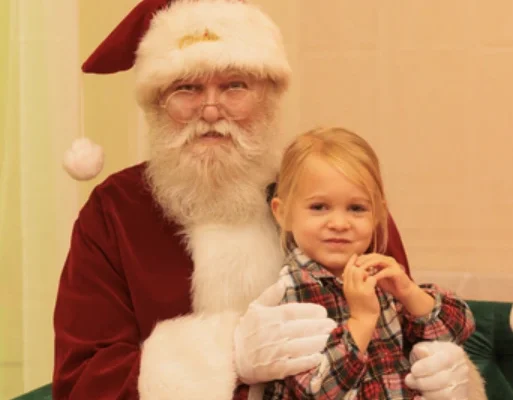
[[166, 120, 239, 149]]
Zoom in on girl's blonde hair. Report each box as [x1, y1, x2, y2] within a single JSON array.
[[275, 127, 389, 253]]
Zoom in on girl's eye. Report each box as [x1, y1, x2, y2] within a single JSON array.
[[349, 204, 368, 213], [309, 203, 327, 211]]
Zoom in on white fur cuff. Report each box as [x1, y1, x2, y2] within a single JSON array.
[[139, 312, 240, 400]]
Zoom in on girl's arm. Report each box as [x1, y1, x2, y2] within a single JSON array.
[[264, 266, 371, 399], [398, 284, 475, 344], [265, 321, 370, 399]]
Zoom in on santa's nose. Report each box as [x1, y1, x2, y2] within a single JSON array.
[[201, 87, 223, 123], [201, 104, 222, 123]]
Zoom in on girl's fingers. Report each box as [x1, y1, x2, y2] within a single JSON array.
[[343, 254, 357, 284], [358, 255, 398, 275], [360, 261, 386, 276], [373, 269, 397, 281], [355, 267, 368, 290], [364, 275, 377, 289], [346, 254, 358, 268], [350, 263, 361, 289], [344, 263, 355, 291], [355, 253, 378, 264], [356, 254, 380, 268], [343, 255, 353, 285]]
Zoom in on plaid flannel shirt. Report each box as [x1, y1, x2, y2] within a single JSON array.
[[263, 248, 475, 400]]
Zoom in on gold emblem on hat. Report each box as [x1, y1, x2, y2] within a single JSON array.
[[178, 29, 220, 49]]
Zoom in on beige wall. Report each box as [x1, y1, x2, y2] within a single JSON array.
[[258, 0, 513, 277]]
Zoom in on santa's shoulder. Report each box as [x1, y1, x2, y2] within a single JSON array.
[[92, 162, 148, 197], [79, 162, 175, 230], [82, 162, 157, 210]]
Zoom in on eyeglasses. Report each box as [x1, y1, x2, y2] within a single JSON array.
[[159, 79, 265, 123]]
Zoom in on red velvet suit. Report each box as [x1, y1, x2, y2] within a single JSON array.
[[53, 163, 410, 399]]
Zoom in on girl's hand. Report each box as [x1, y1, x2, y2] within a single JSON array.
[[356, 253, 416, 301], [343, 254, 380, 325]]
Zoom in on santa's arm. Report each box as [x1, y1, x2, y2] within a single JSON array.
[[53, 189, 239, 399], [139, 280, 337, 399], [54, 191, 237, 399], [467, 357, 487, 400], [138, 313, 240, 399], [405, 333, 486, 399], [385, 215, 486, 399], [53, 191, 143, 399], [54, 190, 336, 399]]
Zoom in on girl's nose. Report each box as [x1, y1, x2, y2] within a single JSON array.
[[328, 212, 350, 231]]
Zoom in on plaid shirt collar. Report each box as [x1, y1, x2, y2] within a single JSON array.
[[288, 247, 341, 282]]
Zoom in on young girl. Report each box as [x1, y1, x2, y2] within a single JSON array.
[[263, 127, 475, 399]]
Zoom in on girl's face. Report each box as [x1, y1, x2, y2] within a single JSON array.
[[273, 156, 374, 276]]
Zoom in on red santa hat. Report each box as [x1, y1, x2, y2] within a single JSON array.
[[64, 0, 291, 181], [84, 0, 291, 107]]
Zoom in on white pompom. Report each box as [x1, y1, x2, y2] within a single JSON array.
[[63, 138, 104, 181]]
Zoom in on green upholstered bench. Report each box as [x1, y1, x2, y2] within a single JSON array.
[[11, 383, 52, 400], [464, 300, 513, 400], [11, 301, 513, 400]]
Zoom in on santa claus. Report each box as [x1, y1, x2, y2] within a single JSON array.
[[53, 0, 485, 399]]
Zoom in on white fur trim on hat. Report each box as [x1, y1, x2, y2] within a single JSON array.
[[134, 0, 291, 108]]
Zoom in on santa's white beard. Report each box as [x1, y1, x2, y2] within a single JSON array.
[[145, 112, 281, 227]]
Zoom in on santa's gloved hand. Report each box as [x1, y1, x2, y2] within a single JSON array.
[[406, 341, 469, 400], [234, 279, 336, 384]]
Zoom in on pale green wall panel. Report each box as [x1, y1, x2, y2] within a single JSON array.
[[0, 0, 24, 398]]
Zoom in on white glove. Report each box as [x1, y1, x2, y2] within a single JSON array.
[[234, 279, 337, 384], [406, 341, 469, 400]]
